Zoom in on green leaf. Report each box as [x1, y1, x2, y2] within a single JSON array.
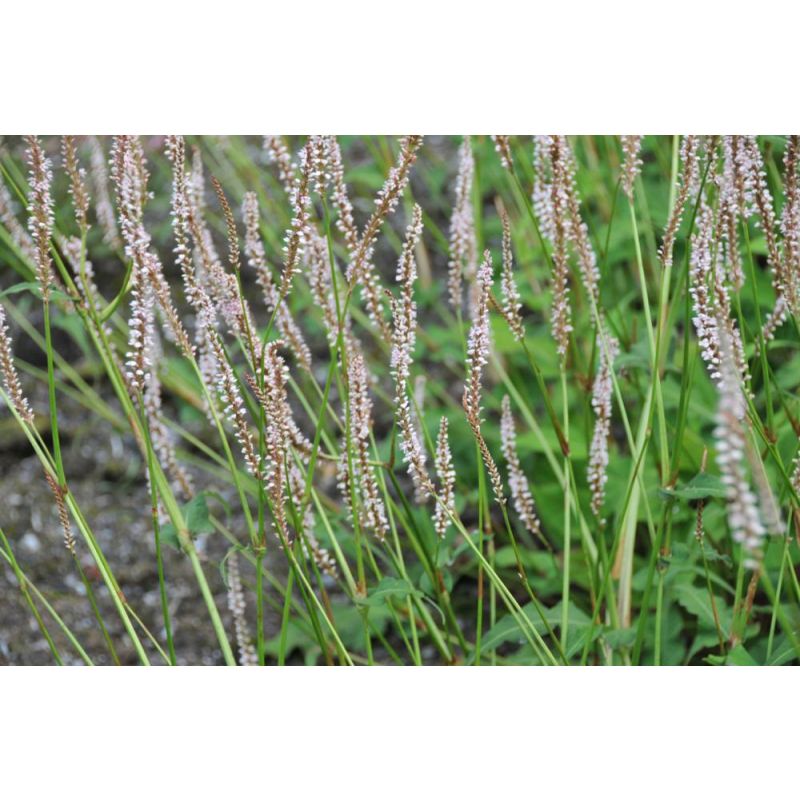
[[672, 583, 732, 637], [0, 281, 41, 298], [419, 570, 452, 596], [357, 577, 422, 608], [160, 492, 215, 550], [0, 280, 70, 303], [700, 545, 732, 567], [767, 636, 800, 666], [686, 631, 724, 662], [184, 493, 215, 535], [603, 627, 637, 650], [494, 546, 556, 575], [159, 523, 180, 550], [264, 619, 316, 661], [662, 472, 728, 501], [705, 644, 758, 666], [479, 601, 594, 660], [726, 644, 758, 666], [331, 603, 392, 651], [52, 311, 91, 358]]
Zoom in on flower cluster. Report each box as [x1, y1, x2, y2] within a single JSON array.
[[448, 137, 477, 310], [44, 470, 75, 554], [463, 251, 504, 504], [280, 141, 314, 301], [689, 204, 723, 383], [620, 135, 643, 201], [24, 135, 56, 299], [345, 350, 389, 540], [587, 332, 619, 519], [113, 136, 192, 394], [659, 136, 699, 271], [534, 136, 599, 313], [714, 323, 767, 570], [226, 552, 258, 666], [87, 136, 120, 248], [780, 136, 799, 314], [548, 137, 573, 361], [499, 209, 524, 340], [0, 179, 35, 262], [143, 330, 194, 499], [246, 342, 293, 543], [0, 303, 34, 424], [326, 136, 359, 258], [532, 136, 556, 242], [500, 395, 542, 537], [346, 135, 422, 337], [61, 135, 90, 233], [263, 136, 297, 195], [242, 191, 311, 371], [491, 135, 513, 169], [391, 204, 429, 501], [433, 417, 456, 538]]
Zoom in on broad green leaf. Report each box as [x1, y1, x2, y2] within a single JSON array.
[[0, 280, 70, 303], [52, 312, 91, 358], [726, 644, 758, 666], [479, 601, 594, 659], [686, 631, 724, 662], [160, 492, 215, 550], [184, 493, 215, 535], [357, 577, 422, 608], [603, 627, 637, 650], [662, 473, 728, 501], [706, 644, 758, 666], [0, 281, 41, 298], [264, 619, 316, 660], [672, 583, 732, 637], [767, 636, 800, 666]]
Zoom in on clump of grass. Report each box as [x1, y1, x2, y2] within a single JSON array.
[[1, 134, 799, 666]]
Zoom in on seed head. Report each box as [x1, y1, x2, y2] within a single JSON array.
[[347, 350, 389, 540], [326, 136, 359, 258], [346, 135, 422, 338], [246, 342, 294, 543], [714, 320, 769, 569], [532, 135, 556, 243], [263, 136, 298, 196], [499, 209, 524, 340], [0, 303, 34, 424], [689, 204, 723, 383], [780, 136, 800, 313], [500, 395, 542, 537], [61, 136, 90, 233], [548, 137, 573, 361], [659, 136, 699, 271], [391, 205, 430, 501], [717, 137, 745, 292], [24, 136, 56, 299], [587, 332, 619, 519], [433, 417, 456, 538], [44, 471, 75, 554], [143, 331, 194, 499], [279, 140, 313, 299], [242, 192, 311, 372], [491, 135, 513, 170], [620, 135, 643, 201], [463, 252, 504, 504], [0, 177, 36, 262], [226, 552, 258, 666], [87, 136, 120, 249], [448, 137, 477, 310]]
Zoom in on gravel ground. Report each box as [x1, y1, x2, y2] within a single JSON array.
[[0, 385, 279, 666]]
